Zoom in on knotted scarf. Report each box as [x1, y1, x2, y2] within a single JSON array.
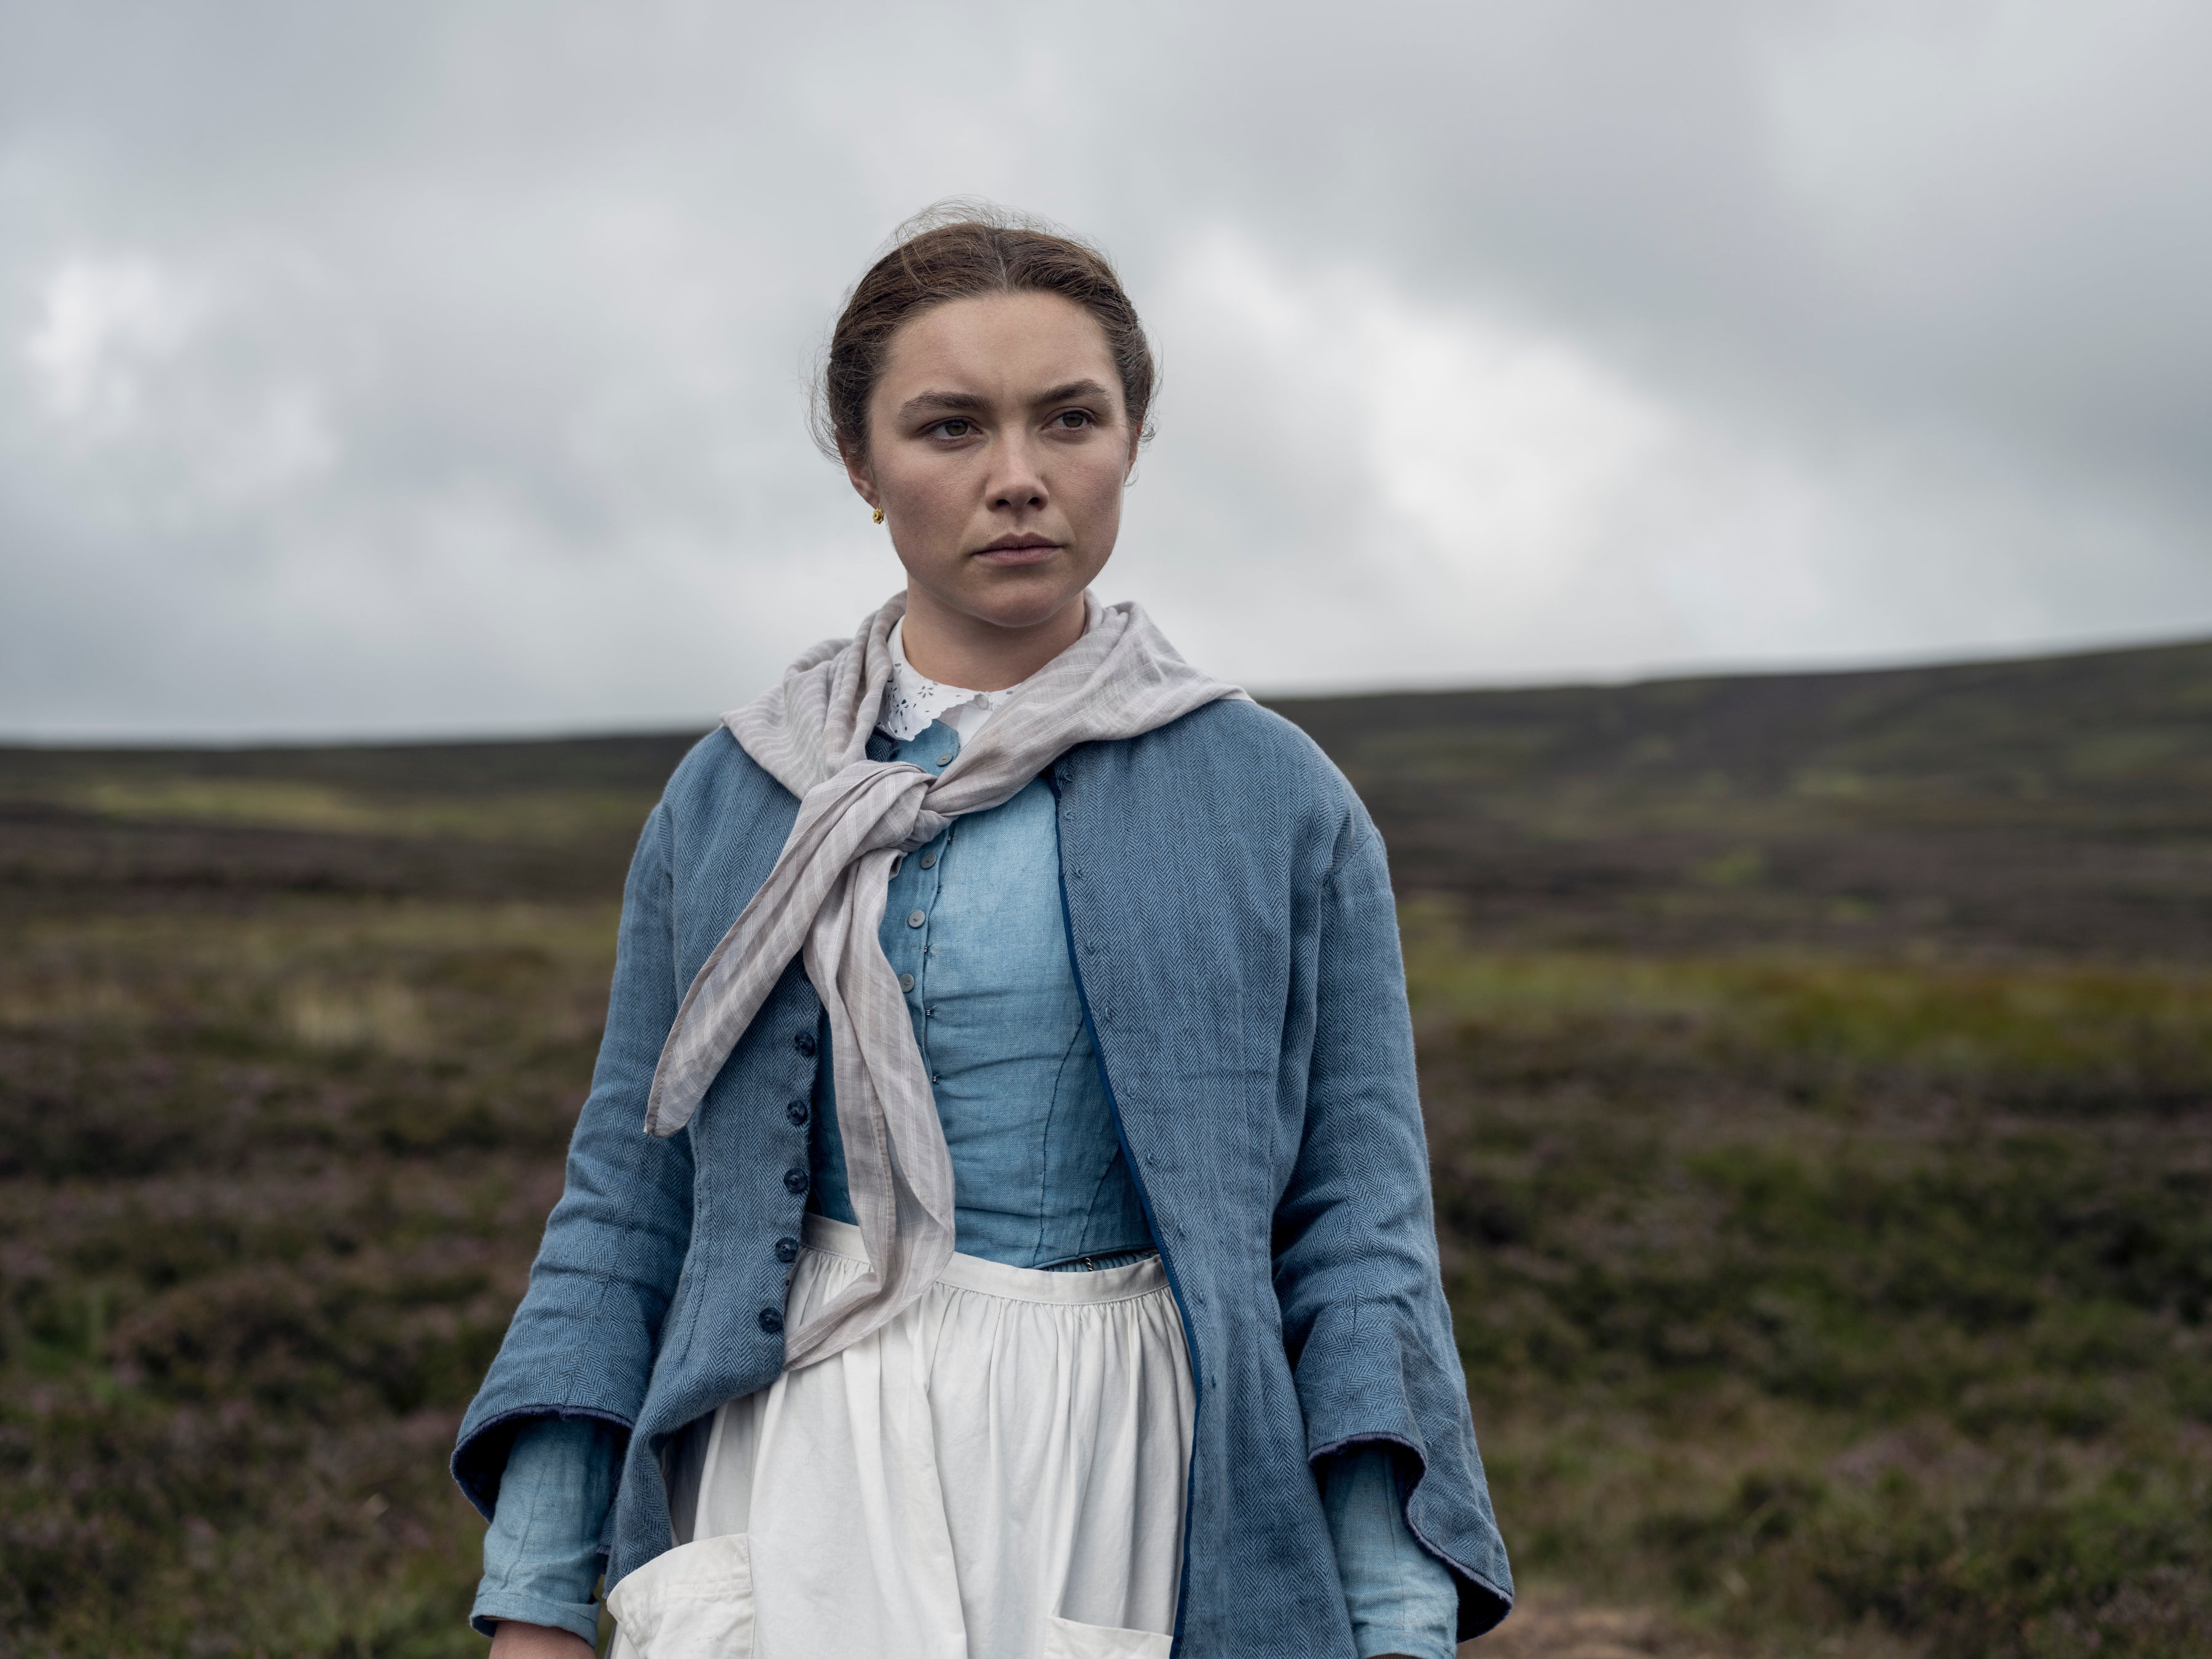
[[645, 590, 1244, 1370]]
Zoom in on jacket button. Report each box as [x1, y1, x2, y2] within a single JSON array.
[[758, 1308, 785, 1335], [907, 910, 926, 928], [793, 1030, 817, 1058], [919, 850, 938, 869], [775, 1237, 799, 1264], [899, 973, 915, 992], [786, 1100, 809, 1126], [784, 1167, 809, 1194]]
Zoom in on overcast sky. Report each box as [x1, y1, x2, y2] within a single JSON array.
[[4, 1, 2207, 739]]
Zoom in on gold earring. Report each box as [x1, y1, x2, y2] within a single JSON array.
[[872, 507, 885, 525]]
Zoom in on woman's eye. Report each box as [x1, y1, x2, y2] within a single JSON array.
[[1053, 410, 1093, 429], [936, 419, 973, 439]]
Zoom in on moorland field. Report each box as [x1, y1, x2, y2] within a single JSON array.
[[3, 637, 2210, 1656]]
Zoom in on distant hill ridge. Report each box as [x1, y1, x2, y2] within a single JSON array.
[[1273, 635, 2212, 959], [1271, 632, 2212, 809], [6, 633, 2210, 958], [4, 630, 2208, 797]]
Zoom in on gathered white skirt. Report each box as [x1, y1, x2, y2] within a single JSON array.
[[607, 1215, 1196, 1659]]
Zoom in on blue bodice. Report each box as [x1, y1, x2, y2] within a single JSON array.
[[806, 721, 1154, 1269]]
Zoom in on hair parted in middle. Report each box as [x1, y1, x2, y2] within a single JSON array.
[[814, 200, 1158, 466]]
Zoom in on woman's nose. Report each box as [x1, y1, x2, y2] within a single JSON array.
[[987, 436, 1048, 509]]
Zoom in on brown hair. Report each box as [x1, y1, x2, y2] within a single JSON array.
[[814, 201, 1157, 465]]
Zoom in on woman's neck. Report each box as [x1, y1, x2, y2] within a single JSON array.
[[896, 589, 1089, 693]]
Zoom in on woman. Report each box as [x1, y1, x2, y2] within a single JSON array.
[[452, 208, 1512, 1659]]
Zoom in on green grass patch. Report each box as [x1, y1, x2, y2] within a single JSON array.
[[1413, 928, 2212, 1655], [0, 895, 612, 1653]]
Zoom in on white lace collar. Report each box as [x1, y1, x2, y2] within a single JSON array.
[[877, 621, 1003, 743]]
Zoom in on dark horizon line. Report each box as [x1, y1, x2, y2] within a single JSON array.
[[5, 624, 2209, 755]]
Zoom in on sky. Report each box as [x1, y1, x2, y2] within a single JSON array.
[[3, 1, 2208, 740]]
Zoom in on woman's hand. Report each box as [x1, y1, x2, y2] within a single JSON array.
[[487, 1620, 598, 1659]]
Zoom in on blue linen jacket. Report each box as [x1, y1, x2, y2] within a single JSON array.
[[450, 698, 1513, 1653]]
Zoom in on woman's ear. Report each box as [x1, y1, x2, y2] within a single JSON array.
[[842, 445, 879, 512]]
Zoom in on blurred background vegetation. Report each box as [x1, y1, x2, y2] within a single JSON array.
[[3, 638, 2209, 1656]]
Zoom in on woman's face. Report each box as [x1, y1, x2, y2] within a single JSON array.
[[848, 291, 1135, 643]]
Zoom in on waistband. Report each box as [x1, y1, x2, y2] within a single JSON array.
[[800, 1213, 1169, 1306]]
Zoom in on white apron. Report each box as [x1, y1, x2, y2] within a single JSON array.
[[608, 1215, 1196, 1659]]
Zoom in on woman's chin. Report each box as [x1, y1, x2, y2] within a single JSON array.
[[916, 572, 1092, 636]]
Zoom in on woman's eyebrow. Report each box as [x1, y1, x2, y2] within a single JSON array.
[[1033, 378, 1113, 408], [896, 389, 988, 420]]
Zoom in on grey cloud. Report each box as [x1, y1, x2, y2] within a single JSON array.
[[1, 0, 2206, 737]]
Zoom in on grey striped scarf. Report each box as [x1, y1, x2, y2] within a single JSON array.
[[645, 590, 1244, 1370]]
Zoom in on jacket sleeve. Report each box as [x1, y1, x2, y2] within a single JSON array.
[[1271, 811, 1513, 1641], [451, 800, 697, 1518], [469, 1415, 622, 1641]]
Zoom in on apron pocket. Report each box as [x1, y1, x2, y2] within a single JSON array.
[[605, 1533, 755, 1659], [1041, 1614, 1173, 1659]]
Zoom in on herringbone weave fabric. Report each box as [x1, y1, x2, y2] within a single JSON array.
[[643, 590, 1242, 1370]]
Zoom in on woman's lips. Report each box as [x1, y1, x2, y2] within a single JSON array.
[[971, 539, 1063, 567]]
